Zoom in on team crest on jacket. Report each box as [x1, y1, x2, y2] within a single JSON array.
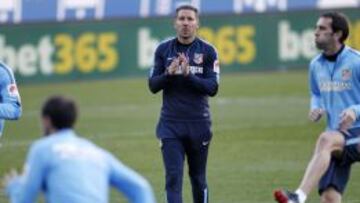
[[193, 53, 203, 64], [342, 68, 351, 80], [7, 84, 20, 98]]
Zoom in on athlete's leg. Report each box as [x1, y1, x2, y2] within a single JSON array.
[[157, 120, 187, 203], [162, 138, 185, 203], [298, 131, 345, 195], [320, 188, 341, 203], [186, 121, 212, 203], [274, 131, 345, 203]]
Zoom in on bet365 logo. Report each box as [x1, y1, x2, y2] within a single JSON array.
[[0, 32, 118, 77]]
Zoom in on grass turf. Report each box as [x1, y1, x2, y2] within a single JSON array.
[[1, 70, 359, 202]]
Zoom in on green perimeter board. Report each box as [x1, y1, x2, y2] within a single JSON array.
[[0, 8, 359, 83]]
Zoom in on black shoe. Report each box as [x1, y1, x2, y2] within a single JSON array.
[[274, 189, 300, 203]]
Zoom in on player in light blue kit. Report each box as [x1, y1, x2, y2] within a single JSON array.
[[274, 12, 360, 203], [0, 61, 22, 139], [3, 95, 156, 203]]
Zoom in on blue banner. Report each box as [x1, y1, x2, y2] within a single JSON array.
[[0, 0, 359, 24]]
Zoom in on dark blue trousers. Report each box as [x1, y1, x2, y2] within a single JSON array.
[[157, 119, 212, 203]]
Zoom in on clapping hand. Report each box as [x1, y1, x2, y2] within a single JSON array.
[[166, 58, 180, 75], [178, 53, 190, 76]]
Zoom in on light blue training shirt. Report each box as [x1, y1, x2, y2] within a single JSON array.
[[309, 46, 360, 130], [0, 62, 22, 137], [6, 129, 156, 203]]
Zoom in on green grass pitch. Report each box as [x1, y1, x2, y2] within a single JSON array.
[[0, 70, 359, 202]]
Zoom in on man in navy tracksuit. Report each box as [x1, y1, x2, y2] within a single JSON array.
[[148, 4, 220, 203]]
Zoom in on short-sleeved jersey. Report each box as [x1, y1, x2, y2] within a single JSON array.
[[148, 37, 220, 121], [6, 129, 155, 203], [0, 62, 22, 137], [309, 46, 360, 130]]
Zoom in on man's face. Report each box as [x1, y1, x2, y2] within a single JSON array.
[[314, 17, 337, 50], [174, 9, 198, 40]]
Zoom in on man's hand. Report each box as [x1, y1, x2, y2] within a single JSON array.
[[166, 58, 180, 75], [339, 108, 356, 132], [308, 108, 325, 122], [178, 53, 190, 76], [2, 169, 18, 188]]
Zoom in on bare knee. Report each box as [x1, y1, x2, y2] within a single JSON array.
[[321, 188, 341, 203], [315, 132, 344, 154]]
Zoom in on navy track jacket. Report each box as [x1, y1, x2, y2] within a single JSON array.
[[149, 37, 220, 121]]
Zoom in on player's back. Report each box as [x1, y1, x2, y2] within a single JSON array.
[[36, 129, 111, 203]]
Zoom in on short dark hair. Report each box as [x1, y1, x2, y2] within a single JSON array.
[[175, 4, 198, 17], [321, 11, 350, 43], [42, 95, 77, 129]]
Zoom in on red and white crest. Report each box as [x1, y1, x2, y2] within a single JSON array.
[[342, 68, 351, 80], [7, 84, 20, 98], [193, 53, 203, 64]]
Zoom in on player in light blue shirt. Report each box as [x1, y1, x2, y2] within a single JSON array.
[[3, 96, 156, 203], [0, 61, 22, 138], [275, 12, 360, 203], [309, 47, 360, 131]]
